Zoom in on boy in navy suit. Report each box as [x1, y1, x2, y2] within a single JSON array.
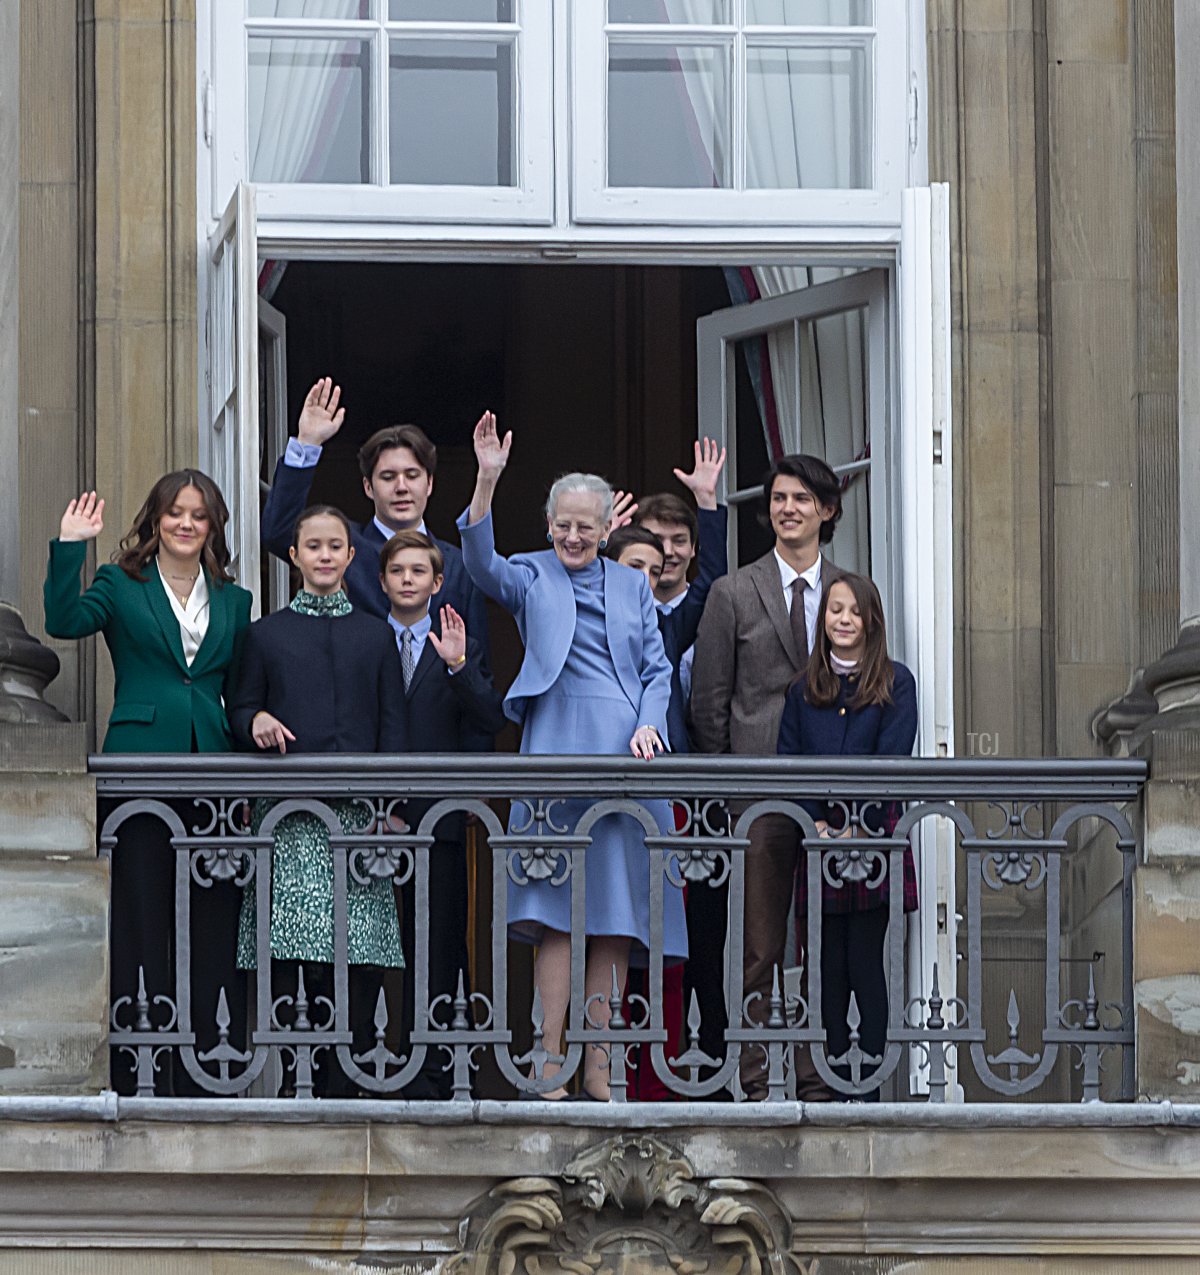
[[261, 377, 489, 646], [380, 529, 506, 1098]]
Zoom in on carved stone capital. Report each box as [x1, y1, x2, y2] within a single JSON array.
[[447, 1133, 799, 1275]]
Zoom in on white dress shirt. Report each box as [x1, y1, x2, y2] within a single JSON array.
[[388, 608, 433, 666], [773, 549, 823, 652], [158, 562, 209, 667], [373, 514, 429, 543]]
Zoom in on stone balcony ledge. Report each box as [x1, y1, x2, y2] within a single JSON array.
[[2, 1100, 1200, 1265]]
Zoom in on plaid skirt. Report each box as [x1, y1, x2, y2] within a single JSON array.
[[794, 800, 919, 915]]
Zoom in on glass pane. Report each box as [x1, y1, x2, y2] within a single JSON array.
[[608, 0, 730, 21], [607, 43, 730, 188], [745, 47, 869, 188], [248, 38, 371, 183], [389, 40, 515, 185], [249, 0, 370, 15], [390, 0, 515, 17], [745, 0, 873, 23], [729, 297, 870, 572]]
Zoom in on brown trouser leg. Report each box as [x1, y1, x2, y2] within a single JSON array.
[[740, 812, 834, 1102]]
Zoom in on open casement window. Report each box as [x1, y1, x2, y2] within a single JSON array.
[[574, 0, 909, 226], [204, 183, 263, 613], [697, 183, 955, 1096], [209, 1, 554, 226], [696, 265, 890, 589]]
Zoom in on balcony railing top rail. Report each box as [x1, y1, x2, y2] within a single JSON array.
[[89, 753, 1144, 1105], [90, 752, 1149, 800]]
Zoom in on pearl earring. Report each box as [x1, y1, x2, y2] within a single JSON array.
[[598, 538, 608, 550], [546, 531, 553, 543]]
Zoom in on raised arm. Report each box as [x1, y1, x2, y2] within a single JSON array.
[[44, 492, 117, 639], [261, 377, 344, 561], [672, 504, 728, 653], [467, 410, 511, 527], [456, 412, 535, 613], [430, 610, 507, 739]]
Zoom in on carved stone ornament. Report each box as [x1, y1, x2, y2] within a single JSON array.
[[0, 604, 67, 723], [445, 1133, 802, 1275]]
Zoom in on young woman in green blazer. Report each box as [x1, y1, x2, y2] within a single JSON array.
[[44, 473, 253, 753], [44, 470, 253, 1094]]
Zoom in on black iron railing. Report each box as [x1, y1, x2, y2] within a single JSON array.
[[91, 755, 1144, 1103]]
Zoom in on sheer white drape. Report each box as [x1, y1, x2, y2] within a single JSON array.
[[247, 0, 358, 185]]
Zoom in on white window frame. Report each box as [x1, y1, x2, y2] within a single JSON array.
[[571, 1, 911, 227], [207, 0, 555, 227], [200, 0, 924, 243]]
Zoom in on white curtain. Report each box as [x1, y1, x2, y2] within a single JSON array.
[[247, 1, 362, 299], [248, 0, 359, 183], [665, 0, 870, 571]]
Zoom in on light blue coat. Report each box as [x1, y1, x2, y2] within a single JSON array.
[[457, 509, 673, 747]]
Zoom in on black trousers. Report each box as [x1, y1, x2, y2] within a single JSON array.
[[105, 804, 246, 1097], [682, 874, 730, 1070], [396, 835, 473, 1099], [820, 907, 890, 1100]]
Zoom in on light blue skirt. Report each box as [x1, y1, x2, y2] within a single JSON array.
[[509, 690, 688, 964]]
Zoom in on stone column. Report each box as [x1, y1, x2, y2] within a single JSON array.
[[0, 0, 18, 606], [1126, 1, 1200, 1100]]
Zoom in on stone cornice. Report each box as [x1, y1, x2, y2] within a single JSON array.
[[3, 1104, 1200, 1258]]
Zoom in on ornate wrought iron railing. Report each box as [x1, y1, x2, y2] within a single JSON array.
[[90, 755, 1144, 1103]]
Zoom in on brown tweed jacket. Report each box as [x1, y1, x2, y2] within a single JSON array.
[[688, 548, 843, 757]]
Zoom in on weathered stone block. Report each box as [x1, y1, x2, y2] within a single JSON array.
[[0, 859, 108, 1094], [0, 774, 95, 858]]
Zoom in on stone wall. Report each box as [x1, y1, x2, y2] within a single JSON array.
[[0, 726, 107, 1094], [20, 3, 199, 735]]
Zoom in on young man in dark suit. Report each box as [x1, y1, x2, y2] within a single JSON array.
[[379, 529, 506, 1098], [690, 453, 844, 1101], [261, 377, 489, 644]]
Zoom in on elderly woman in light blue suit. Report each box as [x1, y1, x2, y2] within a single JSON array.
[[458, 412, 688, 1100]]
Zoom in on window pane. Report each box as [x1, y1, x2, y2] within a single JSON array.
[[745, 47, 869, 188], [730, 303, 870, 572], [249, 0, 369, 15], [248, 38, 371, 183], [607, 43, 730, 188], [745, 0, 873, 22], [389, 40, 515, 186], [389, 0, 515, 17], [607, 0, 731, 21]]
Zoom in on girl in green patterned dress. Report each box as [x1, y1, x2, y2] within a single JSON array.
[[228, 505, 408, 1092]]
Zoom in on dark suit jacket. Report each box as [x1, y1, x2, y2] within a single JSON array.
[[400, 631, 505, 842], [689, 548, 842, 757], [228, 606, 408, 753], [43, 539, 253, 753], [657, 505, 727, 753], [260, 456, 489, 642], [777, 662, 919, 912]]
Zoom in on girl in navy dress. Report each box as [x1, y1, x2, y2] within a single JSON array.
[[228, 505, 407, 1095], [776, 572, 917, 1096]]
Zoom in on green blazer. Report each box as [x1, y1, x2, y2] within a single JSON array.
[[43, 539, 254, 754]]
